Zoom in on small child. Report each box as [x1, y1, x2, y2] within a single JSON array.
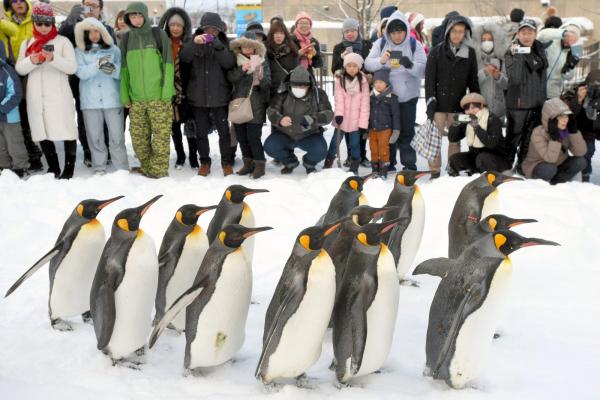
[[326, 52, 370, 174], [368, 68, 400, 179], [0, 54, 29, 177]]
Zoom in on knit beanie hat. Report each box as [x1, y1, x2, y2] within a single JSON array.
[[32, 2, 55, 24], [343, 52, 364, 69], [387, 19, 407, 34], [295, 11, 312, 27], [460, 92, 487, 108], [510, 8, 525, 23], [200, 12, 226, 32], [168, 13, 185, 27], [408, 12, 425, 30], [380, 5, 397, 19], [289, 65, 311, 85], [373, 68, 391, 86], [342, 18, 359, 33]]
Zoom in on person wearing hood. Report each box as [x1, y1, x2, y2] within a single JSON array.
[[16, 2, 78, 179], [227, 30, 271, 179], [521, 97, 586, 184], [180, 12, 235, 177], [74, 17, 128, 175], [505, 19, 548, 172], [265, 65, 333, 174], [246, 21, 266, 43], [369, 5, 397, 42], [424, 15, 479, 178], [120, 2, 175, 179], [158, 7, 196, 170], [537, 24, 581, 99], [562, 70, 600, 182], [431, 11, 459, 47], [292, 12, 323, 77], [407, 12, 430, 55], [366, 11, 427, 172]]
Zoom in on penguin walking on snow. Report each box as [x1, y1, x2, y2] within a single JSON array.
[[90, 195, 162, 366], [381, 170, 430, 280], [413, 230, 558, 389], [154, 204, 218, 331], [317, 175, 371, 227], [149, 224, 272, 372], [332, 219, 403, 384], [255, 223, 342, 385], [5, 196, 124, 331], [448, 171, 522, 259], [206, 185, 268, 263]]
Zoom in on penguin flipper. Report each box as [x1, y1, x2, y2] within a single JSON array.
[[413, 258, 454, 278], [316, 214, 325, 226], [149, 280, 206, 348], [95, 284, 116, 350], [5, 244, 61, 297]]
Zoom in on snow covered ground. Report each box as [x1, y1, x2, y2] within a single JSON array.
[[1, 124, 600, 399]]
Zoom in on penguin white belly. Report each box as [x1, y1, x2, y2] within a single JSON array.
[[50, 221, 105, 319], [264, 251, 336, 381], [481, 190, 499, 219], [240, 204, 255, 264], [397, 191, 425, 279], [448, 259, 512, 389], [189, 249, 251, 368], [165, 229, 209, 330], [356, 245, 399, 377], [109, 232, 158, 359]]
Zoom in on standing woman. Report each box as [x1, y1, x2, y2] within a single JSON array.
[[266, 18, 298, 97], [158, 7, 196, 169], [113, 10, 128, 46], [16, 3, 78, 179], [292, 12, 322, 77], [408, 12, 430, 55]]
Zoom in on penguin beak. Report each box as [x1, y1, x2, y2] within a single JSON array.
[[323, 217, 351, 237], [243, 189, 269, 196], [372, 206, 400, 219], [519, 237, 560, 248], [138, 195, 163, 217], [97, 195, 125, 210], [377, 218, 404, 235], [415, 171, 432, 180], [242, 226, 273, 238], [508, 218, 538, 228], [196, 205, 218, 216], [494, 173, 523, 186], [361, 173, 375, 183]]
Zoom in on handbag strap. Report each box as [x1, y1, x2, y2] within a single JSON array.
[[274, 57, 289, 75]]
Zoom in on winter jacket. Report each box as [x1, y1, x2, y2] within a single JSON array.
[[228, 36, 271, 125], [0, 18, 17, 65], [522, 98, 587, 178], [180, 29, 235, 108], [425, 17, 480, 113], [331, 38, 372, 74], [74, 19, 121, 110], [537, 28, 576, 99], [365, 11, 427, 103], [563, 85, 600, 141], [505, 40, 548, 110], [0, 59, 21, 123], [16, 34, 77, 142], [292, 35, 323, 76], [448, 111, 510, 161], [119, 2, 174, 105], [333, 71, 370, 132], [2, 0, 32, 64], [369, 87, 401, 131], [267, 43, 298, 97], [410, 30, 429, 55]]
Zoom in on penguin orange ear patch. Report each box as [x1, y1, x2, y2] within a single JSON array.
[[488, 218, 498, 231], [349, 180, 359, 191], [358, 233, 368, 246], [397, 175, 405, 185], [494, 233, 507, 250], [76, 204, 84, 216], [299, 235, 311, 250], [225, 190, 232, 202], [487, 173, 496, 186], [219, 231, 227, 244], [117, 218, 129, 231], [176, 211, 184, 224]]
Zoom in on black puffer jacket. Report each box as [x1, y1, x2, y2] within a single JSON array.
[[369, 87, 401, 131], [331, 39, 372, 74], [505, 40, 548, 110], [180, 29, 236, 108], [563, 84, 600, 141], [425, 17, 480, 113], [448, 112, 511, 161], [267, 43, 299, 97]]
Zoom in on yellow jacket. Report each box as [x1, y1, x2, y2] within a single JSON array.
[[3, 0, 32, 63]]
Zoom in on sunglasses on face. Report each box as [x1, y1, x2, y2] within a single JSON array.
[[35, 22, 53, 28], [12, 0, 26, 4], [463, 102, 482, 111]]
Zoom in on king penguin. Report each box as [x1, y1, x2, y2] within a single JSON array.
[[89, 195, 162, 365], [448, 171, 522, 259], [206, 185, 268, 263], [331, 219, 403, 384], [381, 170, 430, 280], [5, 196, 124, 331], [317, 175, 371, 227], [154, 204, 218, 331], [255, 223, 342, 385], [149, 224, 273, 372], [413, 230, 558, 389]]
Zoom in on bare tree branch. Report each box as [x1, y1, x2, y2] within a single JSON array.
[[308, 6, 346, 22]]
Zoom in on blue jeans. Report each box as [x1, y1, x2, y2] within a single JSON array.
[[532, 156, 586, 184], [583, 138, 596, 176], [327, 130, 360, 161], [389, 97, 417, 170], [264, 130, 327, 167]]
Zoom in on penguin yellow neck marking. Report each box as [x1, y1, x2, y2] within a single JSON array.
[[87, 218, 100, 226], [358, 193, 368, 206], [190, 225, 202, 236], [137, 229, 144, 239], [219, 231, 226, 244]]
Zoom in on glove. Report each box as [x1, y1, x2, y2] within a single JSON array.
[[66, 5, 84, 24], [399, 56, 413, 69], [561, 51, 580, 74], [547, 119, 561, 141], [99, 62, 116, 75], [334, 115, 343, 125], [389, 130, 400, 144], [212, 37, 225, 51], [426, 98, 437, 121], [300, 115, 314, 129], [567, 115, 578, 133], [359, 128, 368, 140], [468, 114, 479, 127], [97, 55, 111, 68]]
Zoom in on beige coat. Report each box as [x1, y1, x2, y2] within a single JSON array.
[[522, 98, 587, 178], [16, 34, 78, 142]]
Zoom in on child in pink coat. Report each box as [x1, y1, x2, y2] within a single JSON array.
[[325, 52, 370, 174]]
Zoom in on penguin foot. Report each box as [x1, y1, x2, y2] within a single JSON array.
[[328, 358, 337, 371], [134, 346, 146, 357], [81, 311, 93, 324], [112, 359, 142, 370], [295, 373, 316, 389], [51, 319, 73, 332], [166, 323, 184, 334], [493, 332, 501, 340], [400, 278, 420, 288], [184, 367, 204, 377]]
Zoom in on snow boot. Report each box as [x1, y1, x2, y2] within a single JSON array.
[[237, 158, 254, 176], [198, 163, 210, 176], [349, 159, 359, 175], [323, 157, 335, 169], [281, 160, 299, 174], [39, 140, 60, 178], [59, 141, 77, 180], [378, 162, 388, 180], [252, 160, 266, 179], [187, 137, 199, 168]]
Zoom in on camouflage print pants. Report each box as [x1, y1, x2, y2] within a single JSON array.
[[129, 101, 172, 178]]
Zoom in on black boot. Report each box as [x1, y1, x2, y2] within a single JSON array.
[[59, 140, 76, 180], [371, 161, 379, 176], [252, 160, 266, 179], [349, 159, 359, 175], [378, 162, 388, 180], [236, 158, 254, 175], [187, 137, 199, 169], [39, 140, 60, 178]]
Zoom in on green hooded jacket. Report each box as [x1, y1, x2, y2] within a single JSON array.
[[120, 2, 174, 104]]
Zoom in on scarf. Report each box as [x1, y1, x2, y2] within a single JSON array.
[[26, 25, 58, 59], [372, 87, 393, 98], [465, 108, 489, 148], [271, 43, 291, 58], [236, 52, 265, 85], [342, 75, 360, 96], [342, 35, 363, 54], [294, 30, 314, 68]]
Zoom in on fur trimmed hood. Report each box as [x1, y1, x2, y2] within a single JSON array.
[[230, 36, 266, 57], [472, 22, 507, 61], [158, 7, 193, 42], [75, 17, 114, 51]]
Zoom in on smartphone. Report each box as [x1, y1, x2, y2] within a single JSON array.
[[457, 114, 471, 123], [204, 34, 215, 43], [82, 5, 91, 14], [345, 46, 353, 54], [516, 46, 531, 54], [389, 50, 403, 68], [250, 54, 260, 69], [43, 44, 54, 52]]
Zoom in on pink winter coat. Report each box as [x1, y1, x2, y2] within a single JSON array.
[[410, 30, 430, 56], [334, 74, 370, 133]]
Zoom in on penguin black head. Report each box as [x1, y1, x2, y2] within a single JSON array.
[[351, 205, 400, 226], [356, 218, 405, 247], [114, 195, 162, 232], [395, 171, 431, 187], [218, 224, 273, 248], [175, 204, 218, 226], [482, 214, 538, 233], [483, 171, 523, 188], [493, 230, 559, 257], [224, 185, 269, 204], [76, 196, 124, 219], [297, 219, 349, 251]]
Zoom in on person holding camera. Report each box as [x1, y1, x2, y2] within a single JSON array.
[[562, 70, 600, 182], [16, 3, 78, 179], [521, 98, 586, 184], [292, 12, 323, 78], [505, 19, 548, 173], [538, 23, 581, 99]]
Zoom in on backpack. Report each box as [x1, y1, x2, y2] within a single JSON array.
[[122, 27, 165, 85], [379, 36, 417, 54]]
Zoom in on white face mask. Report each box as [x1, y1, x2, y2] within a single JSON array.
[[481, 41, 494, 53], [291, 87, 308, 98]]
